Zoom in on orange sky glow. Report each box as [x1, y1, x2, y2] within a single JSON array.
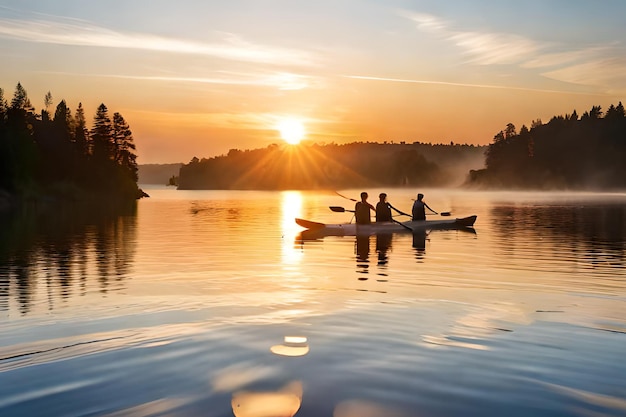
[[1, 1, 625, 163]]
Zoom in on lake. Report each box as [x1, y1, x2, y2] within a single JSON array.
[[1, 187, 625, 417]]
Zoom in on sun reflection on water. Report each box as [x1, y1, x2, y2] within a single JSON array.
[[280, 191, 304, 266]]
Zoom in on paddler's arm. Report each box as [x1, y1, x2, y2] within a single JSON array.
[[424, 202, 438, 214]]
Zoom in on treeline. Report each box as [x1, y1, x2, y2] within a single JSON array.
[[138, 163, 182, 185], [178, 142, 485, 190], [469, 103, 626, 189], [0, 82, 142, 204]]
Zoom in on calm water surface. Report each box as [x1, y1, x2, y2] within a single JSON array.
[[1, 187, 625, 417]]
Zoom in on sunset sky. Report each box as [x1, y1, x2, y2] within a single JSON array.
[[1, 1, 625, 163]]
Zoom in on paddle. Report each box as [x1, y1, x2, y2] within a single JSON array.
[[332, 204, 451, 217], [330, 206, 354, 213], [427, 211, 452, 217], [334, 191, 357, 202], [392, 218, 413, 232], [329, 206, 413, 232]]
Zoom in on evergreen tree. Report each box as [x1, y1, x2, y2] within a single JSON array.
[[0, 87, 6, 119], [53, 100, 74, 140], [1, 83, 142, 199], [42, 91, 53, 122], [4, 83, 37, 191], [0, 88, 8, 190], [113, 112, 138, 182], [91, 103, 113, 161], [10, 82, 32, 111], [605, 102, 625, 121], [504, 123, 516, 139], [51, 100, 75, 181], [73, 103, 89, 156], [474, 102, 626, 189]]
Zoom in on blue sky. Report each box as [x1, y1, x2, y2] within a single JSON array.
[[1, 1, 625, 163]]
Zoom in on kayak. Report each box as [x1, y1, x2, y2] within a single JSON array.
[[295, 215, 477, 237]]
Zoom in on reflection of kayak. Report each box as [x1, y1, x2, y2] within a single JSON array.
[[295, 215, 476, 237]]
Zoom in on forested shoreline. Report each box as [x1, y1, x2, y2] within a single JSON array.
[[177, 103, 626, 192], [4, 80, 623, 196], [469, 103, 626, 190], [178, 142, 485, 190], [0, 83, 142, 209]]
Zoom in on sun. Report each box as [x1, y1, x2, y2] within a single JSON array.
[[277, 119, 305, 145]]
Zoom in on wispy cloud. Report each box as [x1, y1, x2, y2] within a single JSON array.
[[449, 31, 539, 66], [542, 57, 626, 92], [522, 46, 613, 69], [43, 70, 316, 91], [400, 11, 541, 65], [0, 17, 317, 67], [401, 12, 449, 34], [134, 109, 313, 133], [399, 10, 626, 92], [343, 74, 605, 96]]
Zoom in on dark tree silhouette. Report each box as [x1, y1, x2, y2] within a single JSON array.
[[73, 102, 90, 157], [91, 103, 114, 162], [469, 103, 626, 190], [113, 112, 138, 183], [0, 83, 142, 201], [177, 142, 483, 190], [4, 83, 38, 192]]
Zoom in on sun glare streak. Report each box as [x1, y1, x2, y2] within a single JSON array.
[[229, 144, 372, 190], [281, 191, 303, 265]]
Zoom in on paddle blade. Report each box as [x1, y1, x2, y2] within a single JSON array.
[[329, 206, 346, 212]]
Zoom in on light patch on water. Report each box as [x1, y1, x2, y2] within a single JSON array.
[[334, 399, 413, 417], [101, 397, 192, 417], [0, 378, 106, 409], [421, 334, 491, 350], [540, 381, 626, 414], [231, 381, 303, 417], [211, 362, 278, 393]]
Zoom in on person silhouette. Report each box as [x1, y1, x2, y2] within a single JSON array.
[[375, 193, 409, 222], [355, 192, 375, 224], [412, 193, 438, 221]]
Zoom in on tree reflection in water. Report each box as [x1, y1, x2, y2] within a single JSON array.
[[490, 202, 626, 269], [0, 201, 137, 315]]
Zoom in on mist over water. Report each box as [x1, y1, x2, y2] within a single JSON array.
[[0, 187, 625, 416]]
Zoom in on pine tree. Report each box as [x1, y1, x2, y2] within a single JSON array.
[[112, 112, 138, 182], [10, 82, 32, 111], [0, 88, 8, 189], [42, 91, 53, 122], [91, 103, 113, 161], [53, 100, 74, 141], [74, 103, 89, 156], [4, 83, 37, 191], [0, 87, 8, 123]]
